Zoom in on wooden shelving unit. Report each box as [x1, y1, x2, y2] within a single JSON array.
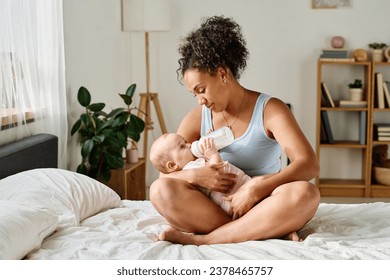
[[368, 61, 390, 197], [316, 60, 390, 197]]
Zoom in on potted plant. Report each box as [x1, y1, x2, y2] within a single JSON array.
[[348, 79, 363, 101], [368, 43, 388, 62], [71, 84, 145, 182]]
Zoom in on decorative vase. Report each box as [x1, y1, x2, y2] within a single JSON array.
[[331, 36, 345, 49], [126, 148, 139, 163], [370, 49, 384, 62], [384, 47, 390, 62], [349, 88, 363, 101]]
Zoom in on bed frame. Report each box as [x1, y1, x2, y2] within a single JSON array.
[[0, 133, 58, 179]]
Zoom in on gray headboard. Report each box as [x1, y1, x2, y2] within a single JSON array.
[[0, 133, 58, 179]]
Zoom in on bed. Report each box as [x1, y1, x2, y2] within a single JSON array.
[[1, 134, 390, 260]]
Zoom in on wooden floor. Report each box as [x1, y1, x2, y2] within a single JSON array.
[[321, 196, 390, 203]]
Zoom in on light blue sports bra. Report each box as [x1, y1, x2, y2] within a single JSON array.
[[201, 93, 282, 177]]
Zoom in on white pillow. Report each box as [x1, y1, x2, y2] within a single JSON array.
[[0, 200, 58, 260], [0, 168, 121, 229]]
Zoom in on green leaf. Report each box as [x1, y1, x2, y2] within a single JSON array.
[[106, 153, 125, 169], [107, 108, 125, 119], [70, 119, 82, 135], [81, 139, 94, 158], [104, 135, 123, 149], [127, 131, 140, 142], [77, 86, 91, 107], [116, 131, 127, 147], [88, 147, 101, 166], [88, 103, 105, 112], [127, 114, 145, 133], [92, 135, 105, 143], [126, 84, 136, 98], [94, 111, 108, 118], [112, 112, 129, 127], [119, 94, 132, 106], [99, 165, 112, 182], [76, 164, 88, 175]]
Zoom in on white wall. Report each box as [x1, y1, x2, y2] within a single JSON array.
[[64, 0, 390, 186]]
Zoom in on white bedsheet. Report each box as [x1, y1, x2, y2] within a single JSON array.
[[26, 201, 390, 260]]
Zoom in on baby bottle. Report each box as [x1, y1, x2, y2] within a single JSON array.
[[191, 126, 234, 158]]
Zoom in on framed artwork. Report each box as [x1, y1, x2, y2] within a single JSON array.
[[312, 0, 352, 9]]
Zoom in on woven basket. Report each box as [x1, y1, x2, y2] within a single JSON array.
[[373, 167, 390, 186]]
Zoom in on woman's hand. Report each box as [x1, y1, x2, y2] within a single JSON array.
[[225, 174, 276, 220], [194, 162, 237, 193], [225, 185, 257, 220]]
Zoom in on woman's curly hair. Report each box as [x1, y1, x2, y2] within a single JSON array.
[[177, 15, 249, 82]]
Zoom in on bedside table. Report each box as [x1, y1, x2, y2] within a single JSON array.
[[105, 158, 146, 200]]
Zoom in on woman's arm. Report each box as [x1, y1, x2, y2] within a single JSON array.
[[227, 98, 319, 219], [264, 98, 319, 183]]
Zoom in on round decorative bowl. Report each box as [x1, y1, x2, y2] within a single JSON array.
[[374, 167, 390, 186]]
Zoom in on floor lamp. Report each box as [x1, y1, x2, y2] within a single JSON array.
[[122, 0, 169, 160]]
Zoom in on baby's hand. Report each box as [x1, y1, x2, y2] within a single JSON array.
[[200, 138, 218, 158]]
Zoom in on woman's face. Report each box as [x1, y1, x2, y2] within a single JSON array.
[[183, 68, 228, 112]]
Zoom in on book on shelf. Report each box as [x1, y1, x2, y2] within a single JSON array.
[[383, 81, 390, 108], [320, 49, 349, 58], [375, 72, 385, 109], [320, 117, 328, 143], [321, 82, 335, 107], [359, 111, 367, 145], [320, 91, 330, 107], [378, 136, 390, 141], [320, 84, 331, 107], [338, 100, 367, 108], [319, 57, 355, 62], [378, 131, 390, 137], [374, 123, 390, 132], [320, 53, 348, 58], [320, 111, 334, 144]]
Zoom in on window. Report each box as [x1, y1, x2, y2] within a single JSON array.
[[0, 0, 68, 168]]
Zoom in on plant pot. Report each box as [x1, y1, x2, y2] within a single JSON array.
[[370, 49, 384, 62], [126, 149, 139, 163], [349, 88, 363, 101]]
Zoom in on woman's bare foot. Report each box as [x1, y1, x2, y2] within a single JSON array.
[[158, 227, 206, 245]]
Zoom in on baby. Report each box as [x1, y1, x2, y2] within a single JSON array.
[[149, 133, 251, 215]]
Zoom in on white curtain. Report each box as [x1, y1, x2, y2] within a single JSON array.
[[0, 0, 67, 168]]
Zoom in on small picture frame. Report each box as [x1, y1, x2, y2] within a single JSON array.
[[312, 0, 352, 9]]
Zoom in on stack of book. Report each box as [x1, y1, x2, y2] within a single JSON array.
[[374, 123, 390, 141], [319, 49, 354, 62]]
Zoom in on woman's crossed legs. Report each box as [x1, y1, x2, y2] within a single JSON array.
[[150, 178, 320, 245]]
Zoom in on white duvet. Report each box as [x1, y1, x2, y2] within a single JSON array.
[[1, 168, 390, 260], [27, 200, 390, 260]]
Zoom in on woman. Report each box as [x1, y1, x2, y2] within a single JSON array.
[[149, 15, 320, 245]]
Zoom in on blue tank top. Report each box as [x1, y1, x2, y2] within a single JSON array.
[[201, 93, 282, 177]]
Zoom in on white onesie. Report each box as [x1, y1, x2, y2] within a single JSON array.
[[183, 158, 251, 215]]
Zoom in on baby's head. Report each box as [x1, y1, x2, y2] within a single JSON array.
[[149, 133, 194, 173]]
